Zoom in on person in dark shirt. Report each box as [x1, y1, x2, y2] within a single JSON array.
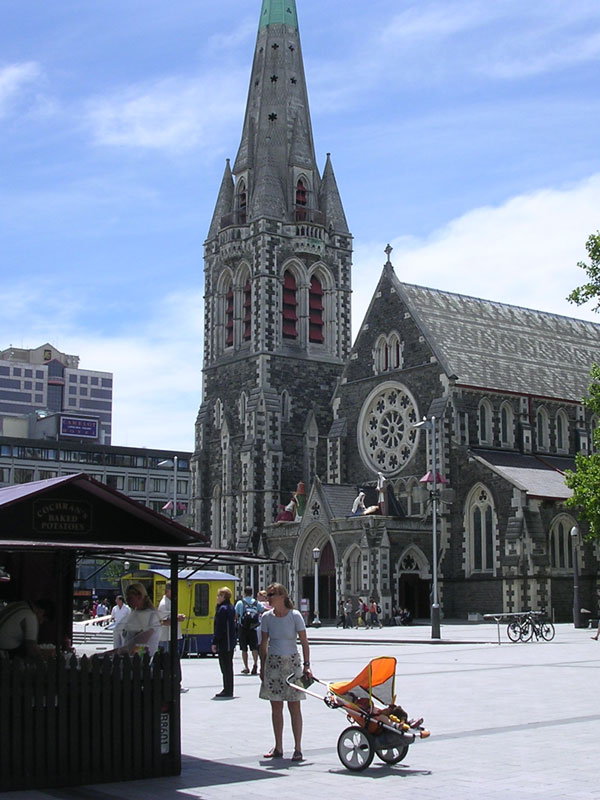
[[211, 586, 236, 698]]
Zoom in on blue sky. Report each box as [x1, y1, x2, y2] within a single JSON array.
[[2, 0, 600, 450]]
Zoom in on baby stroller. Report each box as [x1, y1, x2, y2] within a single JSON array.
[[287, 655, 429, 771]]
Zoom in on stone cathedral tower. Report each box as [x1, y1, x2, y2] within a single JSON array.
[[192, 0, 352, 552]]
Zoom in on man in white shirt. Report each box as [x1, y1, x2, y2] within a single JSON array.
[[109, 595, 130, 648], [158, 583, 185, 653]]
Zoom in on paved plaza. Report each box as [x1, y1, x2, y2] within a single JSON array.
[[6, 622, 600, 800]]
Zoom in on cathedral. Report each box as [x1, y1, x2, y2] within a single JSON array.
[[192, 0, 600, 622]]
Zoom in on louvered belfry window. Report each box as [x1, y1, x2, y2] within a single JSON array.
[[296, 179, 307, 221], [282, 271, 298, 339], [225, 286, 234, 347], [243, 279, 252, 341], [309, 275, 324, 343]]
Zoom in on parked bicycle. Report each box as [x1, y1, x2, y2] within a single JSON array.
[[507, 611, 555, 643]]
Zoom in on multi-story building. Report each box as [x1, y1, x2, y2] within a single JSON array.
[[0, 343, 113, 444], [0, 436, 191, 520]]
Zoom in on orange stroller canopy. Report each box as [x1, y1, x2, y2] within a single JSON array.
[[329, 656, 396, 707]]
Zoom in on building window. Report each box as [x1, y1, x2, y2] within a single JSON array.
[[14, 469, 34, 484], [556, 410, 568, 453], [128, 476, 146, 492], [466, 484, 496, 574], [151, 478, 168, 493], [478, 399, 493, 445], [550, 517, 574, 571], [500, 403, 514, 448], [243, 278, 252, 341], [309, 276, 324, 343], [237, 179, 247, 225], [105, 474, 125, 491], [225, 284, 234, 348], [536, 408, 549, 450], [282, 271, 298, 340], [295, 179, 308, 220]]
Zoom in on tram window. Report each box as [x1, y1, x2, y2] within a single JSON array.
[[194, 583, 209, 617]]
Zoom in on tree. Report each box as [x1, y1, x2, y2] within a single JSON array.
[[567, 230, 600, 310], [565, 363, 600, 539]]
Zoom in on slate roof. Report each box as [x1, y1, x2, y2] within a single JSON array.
[[393, 274, 600, 401], [471, 449, 574, 500], [320, 484, 358, 518]]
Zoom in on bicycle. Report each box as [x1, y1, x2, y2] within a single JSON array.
[[506, 613, 528, 642], [513, 611, 555, 642]]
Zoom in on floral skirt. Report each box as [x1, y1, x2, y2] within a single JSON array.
[[259, 652, 305, 702]]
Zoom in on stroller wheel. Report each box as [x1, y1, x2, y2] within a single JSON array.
[[337, 726, 375, 771], [375, 743, 409, 764]]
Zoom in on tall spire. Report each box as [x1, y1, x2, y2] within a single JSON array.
[[208, 159, 234, 238], [232, 0, 318, 219], [319, 153, 349, 233]]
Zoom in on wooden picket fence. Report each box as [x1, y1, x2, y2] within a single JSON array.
[[0, 650, 180, 792]]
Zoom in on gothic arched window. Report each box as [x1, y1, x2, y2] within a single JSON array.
[[500, 402, 514, 448], [295, 179, 308, 221], [237, 179, 247, 225], [556, 409, 568, 453], [550, 516, 575, 571], [465, 484, 496, 574], [478, 399, 493, 445], [536, 407, 549, 451], [225, 283, 234, 348], [282, 271, 298, 340], [309, 275, 324, 343], [243, 278, 252, 342]]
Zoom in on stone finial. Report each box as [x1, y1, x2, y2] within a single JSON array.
[[385, 243, 393, 264]]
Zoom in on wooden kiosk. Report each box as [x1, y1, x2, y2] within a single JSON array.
[[0, 474, 266, 792]]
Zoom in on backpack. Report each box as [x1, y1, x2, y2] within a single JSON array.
[[240, 599, 260, 631]]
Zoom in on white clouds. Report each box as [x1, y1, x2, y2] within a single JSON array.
[[352, 173, 600, 340], [86, 70, 246, 154], [0, 62, 41, 117]]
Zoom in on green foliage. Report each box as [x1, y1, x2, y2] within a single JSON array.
[[100, 560, 126, 588], [565, 363, 600, 539], [568, 230, 600, 309]]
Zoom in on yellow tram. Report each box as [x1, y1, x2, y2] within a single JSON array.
[[121, 568, 239, 655]]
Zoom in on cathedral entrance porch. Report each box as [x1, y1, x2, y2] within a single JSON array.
[[397, 574, 431, 620]]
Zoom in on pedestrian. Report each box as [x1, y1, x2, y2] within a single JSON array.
[[211, 586, 236, 698], [369, 598, 383, 629], [158, 582, 186, 653], [235, 586, 263, 675], [0, 598, 55, 659], [259, 583, 311, 762], [113, 583, 160, 656], [109, 595, 131, 648], [336, 601, 346, 628], [256, 589, 271, 647], [343, 598, 354, 628]]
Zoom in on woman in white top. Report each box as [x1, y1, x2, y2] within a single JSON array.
[[113, 583, 160, 656], [259, 583, 311, 762]]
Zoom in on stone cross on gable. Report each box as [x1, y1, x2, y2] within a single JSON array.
[[385, 243, 393, 264]]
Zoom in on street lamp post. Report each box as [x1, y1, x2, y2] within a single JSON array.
[[571, 526, 582, 629], [312, 546, 321, 628], [413, 415, 446, 640], [158, 455, 179, 519]]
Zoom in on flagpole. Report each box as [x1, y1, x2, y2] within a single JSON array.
[[173, 455, 178, 520]]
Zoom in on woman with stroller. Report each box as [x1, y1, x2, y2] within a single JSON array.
[[259, 583, 311, 762]]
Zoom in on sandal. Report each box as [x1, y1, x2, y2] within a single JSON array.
[[291, 750, 303, 762], [264, 748, 283, 759]]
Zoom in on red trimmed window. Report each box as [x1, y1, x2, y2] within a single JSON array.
[[282, 271, 298, 339], [238, 181, 247, 224], [243, 279, 252, 341], [225, 286, 234, 347], [296, 179, 307, 221], [309, 276, 324, 343]]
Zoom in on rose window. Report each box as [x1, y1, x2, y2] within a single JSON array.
[[358, 383, 419, 475]]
